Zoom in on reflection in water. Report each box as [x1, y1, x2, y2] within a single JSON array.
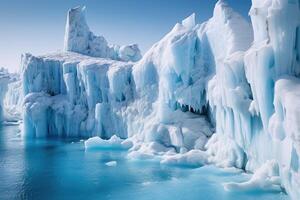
[[0, 125, 290, 200], [0, 125, 25, 200]]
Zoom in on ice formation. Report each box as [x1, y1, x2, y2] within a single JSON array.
[[22, 52, 134, 138], [10, 0, 300, 199], [64, 6, 141, 62], [0, 68, 22, 123], [223, 160, 282, 192], [105, 161, 117, 167], [85, 135, 132, 150]]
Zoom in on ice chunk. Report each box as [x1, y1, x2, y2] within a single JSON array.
[[224, 160, 282, 192], [105, 161, 117, 167], [85, 135, 131, 150], [205, 134, 246, 169], [127, 141, 176, 161], [161, 150, 207, 167]]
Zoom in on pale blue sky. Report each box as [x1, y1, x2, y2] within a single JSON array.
[[0, 0, 251, 72]]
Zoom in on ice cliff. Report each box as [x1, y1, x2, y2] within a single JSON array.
[[17, 0, 300, 199], [0, 68, 22, 123], [64, 6, 141, 62], [22, 52, 134, 138]]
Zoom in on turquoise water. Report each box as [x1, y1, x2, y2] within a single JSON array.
[[0, 125, 289, 200]]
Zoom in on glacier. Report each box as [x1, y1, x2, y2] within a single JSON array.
[[1, 0, 298, 199], [64, 6, 141, 62], [0, 68, 22, 123]]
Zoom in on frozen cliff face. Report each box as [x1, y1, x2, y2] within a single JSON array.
[[20, 1, 300, 199], [3, 77, 23, 123], [64, 6, 141, 62], [134, 13, 208, 117], [206, 0, 300, 199], [23, 8, 214, 155], [202, 0, 254, 151], [22, 52, 134, 138], [0, 68, 22, 123], [130, 13, 214, 155], [23, 5, 141, 138], [0, 68, 11, 122], [245, 0, 300, 199]]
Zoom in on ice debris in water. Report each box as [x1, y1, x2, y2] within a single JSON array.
[[105, 161, 117, 167], [85, 135, 133, 150], [223, 160, 282, 192]]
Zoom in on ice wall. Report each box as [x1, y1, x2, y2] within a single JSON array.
[[131, 0, 300, 198], [205, 0, 254, 166], [129, 12, 216, 155], [0, 68, 22, 123], [22, 52, 134, 138], [205, 0, 300, 199], [64, 6, 141, 62], [246, 0, 300, 198], [3, 78, 23, 122], [0, 68, 11, 122], [20, 1, 300, 199]]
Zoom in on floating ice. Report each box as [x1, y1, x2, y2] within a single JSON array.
[[160, 150, 207, 168], [105, 161, 117, 167], [85, 135, 132, 150], [223, 160, 282, 192]]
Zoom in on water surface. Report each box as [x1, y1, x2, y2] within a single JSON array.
[[0, 125, 289, 200]]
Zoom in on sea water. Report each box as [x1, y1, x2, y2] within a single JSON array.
[[0, 125, 289, 200]]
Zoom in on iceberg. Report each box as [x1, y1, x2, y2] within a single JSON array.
[[64, 6, 141, 62], [0, 68, 22, 123], [85, 135, 132, 150], [22, 52, 134, 138], [105, 161, 117, 167], [15, 0, 300, 199]]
